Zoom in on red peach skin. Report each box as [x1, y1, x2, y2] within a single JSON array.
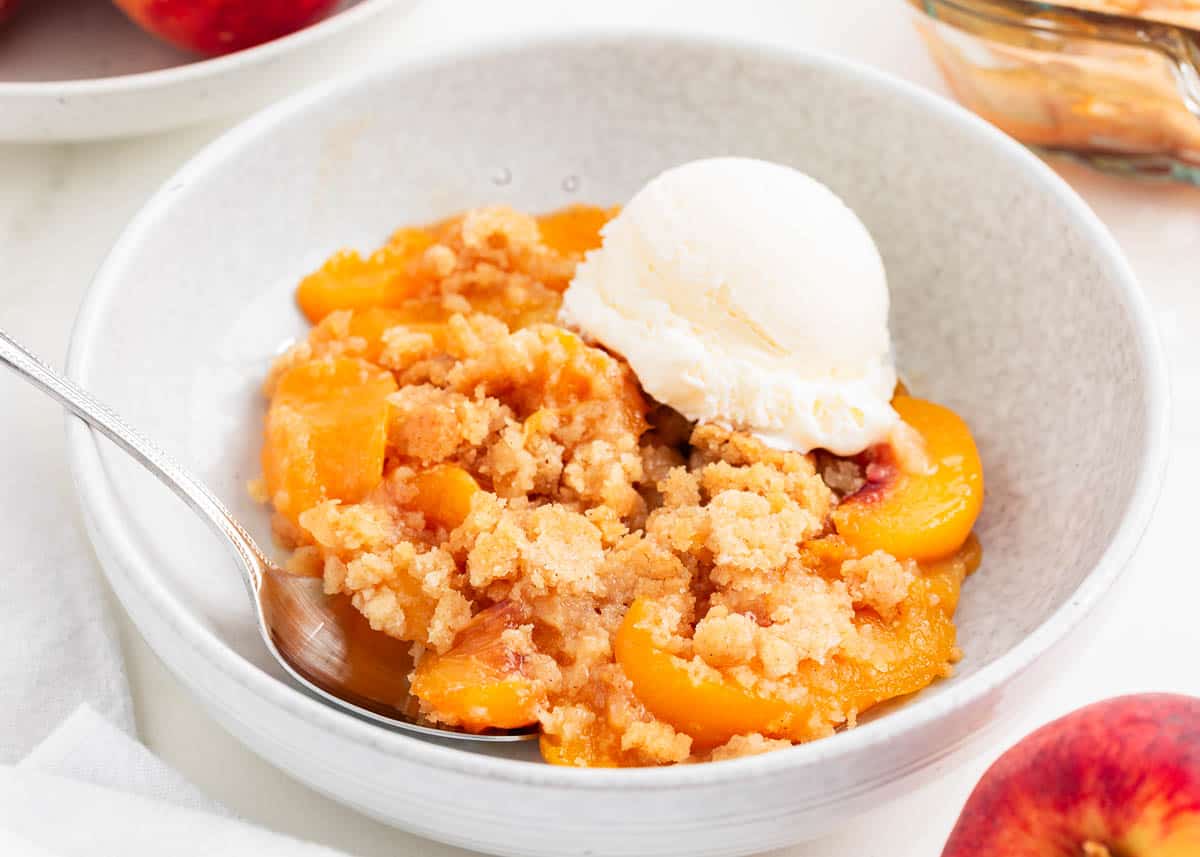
[[112, 0, 339, 57], [943, 694, 1200, 857]]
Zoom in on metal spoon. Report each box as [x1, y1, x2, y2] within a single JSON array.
[[0, 327, 535, 742]]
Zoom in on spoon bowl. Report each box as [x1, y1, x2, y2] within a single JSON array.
[[0, 326, 535, 743]]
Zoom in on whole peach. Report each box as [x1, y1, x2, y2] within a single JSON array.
[[0, 0, 21, 25], [943, 694, 1200, 856], [111, 0, 340, 57]]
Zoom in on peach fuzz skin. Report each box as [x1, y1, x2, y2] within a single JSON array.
[[942, 694, 1200, 856]]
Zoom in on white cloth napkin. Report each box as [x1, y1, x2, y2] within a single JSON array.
[[0, 421, 353, 855], [1, 366, 362, 854], [1, 706, 349, 857], [0, 459, 134, 762]]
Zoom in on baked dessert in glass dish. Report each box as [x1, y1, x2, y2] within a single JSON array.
[[254, 158, 985, 767], [910, 0, 1200, 184]]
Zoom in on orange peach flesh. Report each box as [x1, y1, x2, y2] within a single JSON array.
[[833, 396, 984, 562], [296, 228, 434, 323], [535, 204, 618, 256], [410, 602, 541, 732], [295, 206, 615, 326], [267, 205, 986, 766], [409, 465, 480, 532], [262, 357, 397, 527], [614, 536, 979, 752]]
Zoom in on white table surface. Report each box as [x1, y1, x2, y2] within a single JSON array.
[[2, 1, 1198, 855]]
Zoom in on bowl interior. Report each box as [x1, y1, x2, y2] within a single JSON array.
[[71, 36, 1153, 766]]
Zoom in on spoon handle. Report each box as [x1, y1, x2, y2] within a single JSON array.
[[0, 326, 269, 592]]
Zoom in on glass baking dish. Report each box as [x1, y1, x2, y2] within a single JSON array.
[[908, 0, 1200, 183]]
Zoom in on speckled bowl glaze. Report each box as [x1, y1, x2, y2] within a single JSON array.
[[65, 32, 1168, 857]]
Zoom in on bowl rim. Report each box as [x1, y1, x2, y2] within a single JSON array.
[[0, 0, 398, 96], [65, 28, 1170, 791]]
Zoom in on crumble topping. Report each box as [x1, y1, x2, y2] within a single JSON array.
[[260, 205, 975, 766]]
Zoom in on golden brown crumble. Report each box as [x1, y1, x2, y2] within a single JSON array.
[[260, 204, 977, 767]]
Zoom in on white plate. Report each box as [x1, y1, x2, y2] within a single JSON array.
[[65, 32, 1168, 857], [0, 0, 416, 141]]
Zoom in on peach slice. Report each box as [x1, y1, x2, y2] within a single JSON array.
[[410, 601, 541, 732], [409, 465, 481, 531], [616, 566, 965, 751], [345, 307, 448, 363], [296, 208, 599, 330], [535, 205, 618, 259], [262, 357, 397, 526], [296, 228, 434, 323], [539, 724, 624, 768], [920, 532, 982, 616], [539, 328, 648, 433], [567, 538, 978, 763], [832, 396, 983, 562], [615, 599, 795, 750], [832, 574, 959, 714], [458, 290, 561, 331], [352, 289, 558, 341]]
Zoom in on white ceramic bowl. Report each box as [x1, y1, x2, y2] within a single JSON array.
[[66, 32, 1168, 857], [0, 0, 416, 141]]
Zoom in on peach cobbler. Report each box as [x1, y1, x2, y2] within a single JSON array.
[[912, 0, 1200, 179], [257, 162, 984, 767]]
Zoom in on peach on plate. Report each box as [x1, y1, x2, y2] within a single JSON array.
[[112, 0, 340, 56]]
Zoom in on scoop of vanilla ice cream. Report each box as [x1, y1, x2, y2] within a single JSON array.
[[560, 157, 898, 456]]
